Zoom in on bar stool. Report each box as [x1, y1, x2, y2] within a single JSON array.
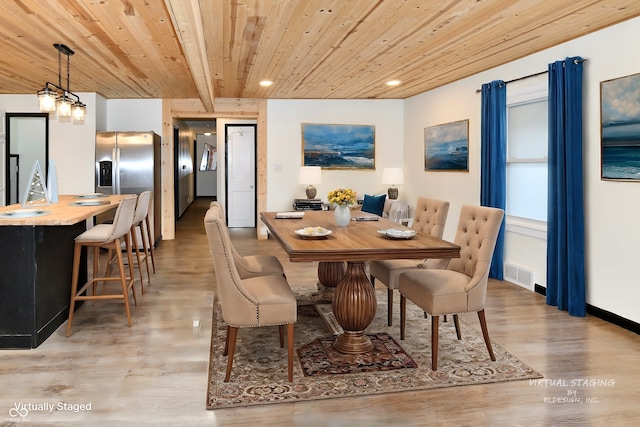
[[127, 190, 152, 293], [66, 196, 138, 336]]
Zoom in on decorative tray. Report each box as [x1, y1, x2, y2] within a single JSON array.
[[377, 229, 417, 240], [0, 209, 51, 218], [75, 193, 107, 199], [69, 200, 110, 206], [295, 227, 332, 239]]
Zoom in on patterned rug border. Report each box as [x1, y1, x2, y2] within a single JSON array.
[[206, 291, 543, 409]]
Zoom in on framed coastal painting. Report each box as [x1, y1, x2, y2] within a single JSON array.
[[302, 123, 375, 169], [601, 72, 640, 181], [424, 119, 469, 171]]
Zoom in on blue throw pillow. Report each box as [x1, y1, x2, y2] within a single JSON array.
[[361, 194, 386, 216]]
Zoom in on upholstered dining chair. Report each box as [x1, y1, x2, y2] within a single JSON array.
[[66, 196, 138, 336], [398, 204, 504, 370], [204, 205, 297, 382], [209, 201, 285, 279], [369, 197, 450, 326]]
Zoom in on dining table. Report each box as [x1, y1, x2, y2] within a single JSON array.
[[260, 210, 460, 354], [0, 194, 134, 348]]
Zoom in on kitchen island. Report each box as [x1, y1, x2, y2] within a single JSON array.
[[0, 195, 133, 348]]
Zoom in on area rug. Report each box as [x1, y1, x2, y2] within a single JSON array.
[[206, 289, 542, 409], [297, 331, 417, 376]]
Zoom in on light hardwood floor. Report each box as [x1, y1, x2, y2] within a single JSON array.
[[2, 197, 640, 426]]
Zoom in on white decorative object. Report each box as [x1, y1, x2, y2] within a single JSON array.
[[22, 160, 50, 207], [47, 160, 59, 203], [334, 205, 351, 227]]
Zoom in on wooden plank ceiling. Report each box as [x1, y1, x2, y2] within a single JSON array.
[[0, 0, 638, 112]]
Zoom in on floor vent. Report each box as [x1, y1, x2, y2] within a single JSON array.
[[504, 263, 534, 289]]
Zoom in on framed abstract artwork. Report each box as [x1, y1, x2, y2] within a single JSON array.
[[601, 72, 640, 181], [302, 123, 375, 169], [424, 119, 469, 171]]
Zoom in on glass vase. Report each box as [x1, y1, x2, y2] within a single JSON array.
[[334, 204, 351, 227]]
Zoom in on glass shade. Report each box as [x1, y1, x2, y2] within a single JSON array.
[[38, 88, 57, 112], [57, 95, 72, 117], [72, 102, 86, 122]]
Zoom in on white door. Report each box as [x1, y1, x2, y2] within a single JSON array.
[[226, 125, 255, 227]]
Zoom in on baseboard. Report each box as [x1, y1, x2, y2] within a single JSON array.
[[534, 283, 640, 335]]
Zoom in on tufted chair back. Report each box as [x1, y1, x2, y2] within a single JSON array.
[[204, 205, 260, 326], [446, 205, 504, 311], [411, 197, 450, 237]]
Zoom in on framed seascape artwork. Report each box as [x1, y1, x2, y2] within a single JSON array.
[[302, 123, 375, 169], [601, 72, 640, 181], [424, 119, 469, 171]]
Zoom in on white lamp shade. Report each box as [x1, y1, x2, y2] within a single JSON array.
[[298, 166, 322, 185], [382, 167, 404, 185]]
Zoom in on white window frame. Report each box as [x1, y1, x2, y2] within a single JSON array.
[[505, 76, 548, 240]]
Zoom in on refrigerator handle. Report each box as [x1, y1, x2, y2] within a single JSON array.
[[113, 147, 121, 194]]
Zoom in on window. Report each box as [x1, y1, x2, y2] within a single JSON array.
[[506, 76, 548, 236], [507, 99, 548, 221]]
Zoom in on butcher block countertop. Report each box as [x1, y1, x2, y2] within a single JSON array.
[[0, 194, 135, 226]]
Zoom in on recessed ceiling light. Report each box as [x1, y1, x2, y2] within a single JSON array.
[[204, 132, 212, 136], [260, 80, 273, 87], [386, 80, 401, 86]]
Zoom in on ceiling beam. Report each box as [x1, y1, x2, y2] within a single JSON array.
[[164, 0, 215, 111]]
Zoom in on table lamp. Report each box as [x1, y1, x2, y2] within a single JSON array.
[[299, 166, 322, 199], [381, 167, 404, 200]]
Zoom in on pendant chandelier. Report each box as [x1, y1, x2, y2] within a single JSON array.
[[37, 43, 86, 123]]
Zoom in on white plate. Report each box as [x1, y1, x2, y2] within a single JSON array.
[[377, 228, 417, 239], [69, 200, 110, 206], [295, 227, 332, 239], [75, 193, 107, 198], [0, 209, 50, 218]]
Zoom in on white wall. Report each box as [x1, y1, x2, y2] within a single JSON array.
[[105, 99, 163, 135], [266, 99, 404, 212], [0, 92, 98, 197], [403, 16, 640, 323]]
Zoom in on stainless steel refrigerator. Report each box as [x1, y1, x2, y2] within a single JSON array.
[[95, 131, 161, 244]]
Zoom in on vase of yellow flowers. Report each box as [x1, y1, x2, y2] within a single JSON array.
[[328, 188, 357, 227]]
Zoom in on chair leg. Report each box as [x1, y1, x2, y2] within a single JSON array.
[[279, 324, 285, 348], [431, 315, 440, 371], [387, 288, 394, 326], [477, 309, 496, 361], [224, 326, 238, 382], [114, 238, 133, 326], [400, 294, 406, 340], [144, 217, 156, 273], [453, 314, 462, 340], [66, 241, 83, 337], [138, 223, 152, 283], [123, 235, 137, 307], [130, 226, 145, 294], [287, 323, 294, 382], [223, 325, 230, 356]]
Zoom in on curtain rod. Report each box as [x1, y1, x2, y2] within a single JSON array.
[[475, 58, 587, 93]]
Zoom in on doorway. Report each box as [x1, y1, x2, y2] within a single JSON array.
[[4, 113, 49, 206], [225, 124, 256, 227]]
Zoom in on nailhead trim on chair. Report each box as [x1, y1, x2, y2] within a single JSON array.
[[212, 223, 260, 324]]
